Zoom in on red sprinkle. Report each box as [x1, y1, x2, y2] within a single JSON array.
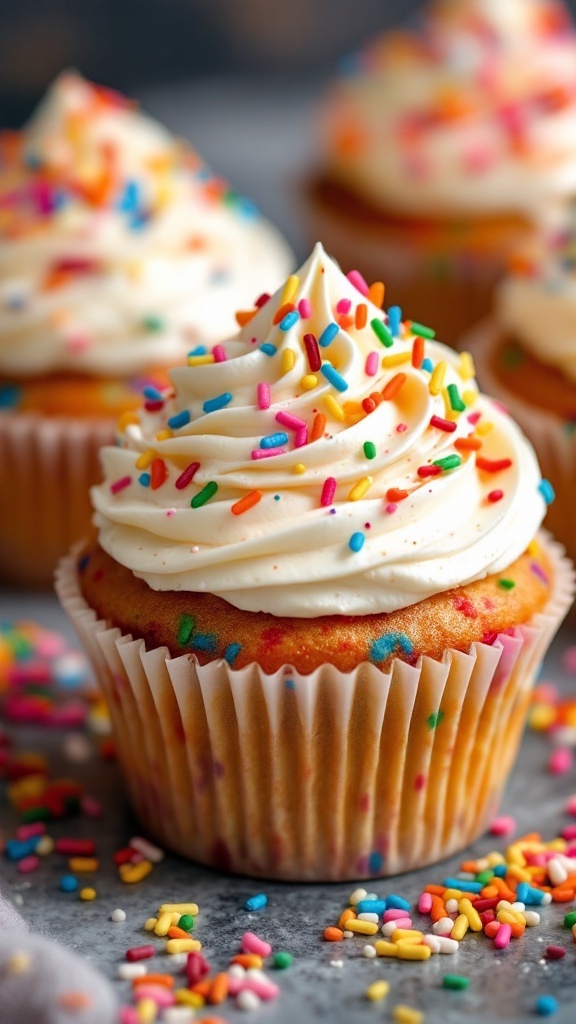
[[304, 333, 321, 372], [430, 415, 457, 433], [126, 945, 155, 962], [55, 839, 96, 856], [150, 459, 168, 490], [488, 490, 504, 503], [546, 945, 566, 960], [476, 457, 513, 473], [175, 462, 200, 490], [417, 465, 442, 479]]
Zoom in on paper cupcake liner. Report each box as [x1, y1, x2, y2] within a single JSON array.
[[56, 535, 573, 881], [0, 412, 113, 588], [466, 320, 576, 565]]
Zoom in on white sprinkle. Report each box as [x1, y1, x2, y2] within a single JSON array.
[[445, 899, 459, 915], [436, 937, 459, 954], [63, 733, 92, 763], [548, 858, 568, 887], [228, 964, 246, 978], [129, 836, 165, 863], [432, 918, 454, 936], [117, 963, 146, 980], [110, 908, 126, 923], [362, 944, 377, 959], [511, 902, 525, 912], [342, 930, 354, 939], [162, 1009, 194, 1024], [237, 990, 261, 1011], [423, 935, 441, 954], [523, 911, 540, 927], [330, 960, 344, 968], [349, 888, 368, 906], [358, 913, 379, 924]]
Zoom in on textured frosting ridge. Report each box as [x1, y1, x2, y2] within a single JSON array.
[[92, 243, 548, 617], [498, 210, 576, 382], [0, 72, 292, 377], [320, 0, 576, 217]]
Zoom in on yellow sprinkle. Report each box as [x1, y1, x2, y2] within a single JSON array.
[[506, 845, 526, 867], [451, 914, 469, 941], [293, 463, 306, 475], [166, 938, 202, 954], [136, 997, 157, 1024], [397, 944, 431, 961], [497, 909, 525, 927], [36, 836, 54, 856], [443, 888, 463, 901], [429, 361, 446, 396], [7, 952, 30, 975], [187, 355, 215, 366], [155, 429, 173, 441], [441, 387, 459, 420], [348, 476, 373, 502], [120, 861, 153, 884], [324, 394, 345, 422], [171, 912, 181, 924], [117, 412, 139, 432], [393, 1005, 424, 1024], [546, 838, 567, 851], [175, 990, 205, 1008], [366, 980, 390, 1002], [301, 374, 318, 390], [382, 352, 411, 368], [79, 887, 96, 901], [475, 420, 493, 436], [154, 912, 173, 936], [486, 852, 506, 867], [374, 941, 399, 957], [460, 351, 476, 380], [344, 918, 379, 936], [392, 929, 424, 942], [135, 449, 157, 470], [459, 898, 482, 932], [281, 348, 296, 374], [158, 903, 199, 916], [144, 918, 157, 932], [527, 539, 540, 556], [281, 274, 299, 305], [506, 864, 531, 883]]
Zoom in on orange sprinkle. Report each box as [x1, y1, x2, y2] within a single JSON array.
[[133, 975, 175, 989], [430, 896, 447, 923], [311, 413, 326, 442], [491, 878, 516, 901], [455, 436, 483, 452], [355, 303, 368, 329], [230, 955, 263, 969], [235, 309, 257, 327], [386, 487, 409, 503], [412, 335, 424, 368], [424, 885, 446, 896], [273, 302, 295, 325], [338, 908, 356, 929], [367, 281, 385, 308], [57, 993, 93, 1011], [481, 886, 499, 899], [231, 490, 262, 516], [337, 313, 355, 329], [552, 888, 575, 902], [150, 458, 167, 490], [324, 926, 344, 941], [167, 926, 190, 940], [208, 973, 229, 1006], [382, 373, 407, 401], [191, 980, 212, 997], [460, 861, 479, 873]]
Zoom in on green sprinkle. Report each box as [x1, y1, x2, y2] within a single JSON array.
[[427, 710, 445, 730], [432, 454, 462, 472], [498, 579, 515, 591], [363, 441, 377, 460], [273, 952, 293, 969], [177, 614, 195, 645], [476, 870, 494, 884], [370, 318, 394, 348], [191, 481, 218, 508], [564, 910, 576, 929], [447, 383, 466, 413], [142, 315, 165, 332], [178, 914, 194, 931], [410, 321, 436, 339], [443, 975, 470, 991], [501, 343, 524, 369]]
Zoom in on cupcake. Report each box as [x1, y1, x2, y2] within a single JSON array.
[[0, 72, 293, 587], [463, 214, 576, 560], [306, 0, 576, 344], [57, 244, 573, 881]]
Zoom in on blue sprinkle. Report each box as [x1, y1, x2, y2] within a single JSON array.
[[274, 495, 281, 501], [244, 893, 268, 911], [536, 996, 558, 1017], [538, 479, 555, 505], [188, 345, 207, 357], [516, 882, 547, 905], [387, 306, 402, 337], [138, 473, 151, 487], [5, 838, 40, 861], [191, 633, 218, 654], [321, 363, 348, 392], [224, 642, 242, 666], [279, 310, 300, 331], [235, 196, 258, 219], [318, 323, 339, 348], [356, 899, 387, 915], [443, 878, 483, 893], [260, 343, 277, 357], [349, 532, 365, 552], [77, 554, 90, 573], [6, 293, 27, 311], [492, 864, 507, 877], [368, 851, 384, 873], [168, 409, 191, 430], [203, 392, 232, 414], [59, 875, 79, 893], [117, 180, 140, 213], [0, 383, 22, 409], [143, 385, 164, 401], [285, 679, 296, 690], [260, 432, 288, 449], [369, 632, 414, 663], [386, 894, 410, 912], [421, 357, 434, 373]]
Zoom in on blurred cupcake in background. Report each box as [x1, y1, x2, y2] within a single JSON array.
[[306, 0, 576, 344], [464, 212, 576, 560], [0, 72, 293, 587]]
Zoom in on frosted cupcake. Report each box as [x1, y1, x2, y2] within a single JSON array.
[[0, 72, 292, 586], [57, 244, 573, 881], [307, 0, 576, 344], [463, 214, 576, 560]]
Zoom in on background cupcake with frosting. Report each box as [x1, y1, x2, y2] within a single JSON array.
[[306, 0, 576, 344], [58, 243, 573, 881], [0, 71, 293, 587]]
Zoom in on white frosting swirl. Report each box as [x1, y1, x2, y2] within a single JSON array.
[[320, 0, 576, 218], [92, 243, 547, 617], [0, 72, 293, 377], [498, 215, 576, 381]]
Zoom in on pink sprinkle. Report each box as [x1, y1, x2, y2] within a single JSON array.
[[490, 815, 516, 837], [365, 352, 379, 376], [295, 428, 308, 448], [110, 476, 131, 495], [251, 448, 286, 460], [561, 824, 576, 840], [546, 945, 566, 960], [549, 748, 573, 775], [494, 923, 511, 949], [383, 909, 411, 923], [16, 823, 46, 841], [418, 893, 433, 914], [276, 411, 307, 431], [120, 1009, 138, 1024], [467, 411, 482, 426], [166, 509, 176, 517], [396, 423, 407, 433], [347, 269, 369, 296], [126, 945, 155, 962], [298, 298, 312, 319], [257, 382, 271, 410], [17, 855, 40, 874], [175, 462, 200, 490], [239, 978, 280, 1001], [133, 987, 175, 1007], [81, 796, 103, 818], [241, 931, 272, 958], [336, 298, 351, 315], [385, 503, 398, 514], [389, 918, 412, 931], [563, 646, 576, 674], [320, 478, 337, 507], [565, 795, 576, 817], [212, 344, 227, 362]]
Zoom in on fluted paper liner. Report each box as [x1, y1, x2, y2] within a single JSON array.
[[56, 535, 574, 881], [0, 412, 113, 588], [466, 320, 576, 563]]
